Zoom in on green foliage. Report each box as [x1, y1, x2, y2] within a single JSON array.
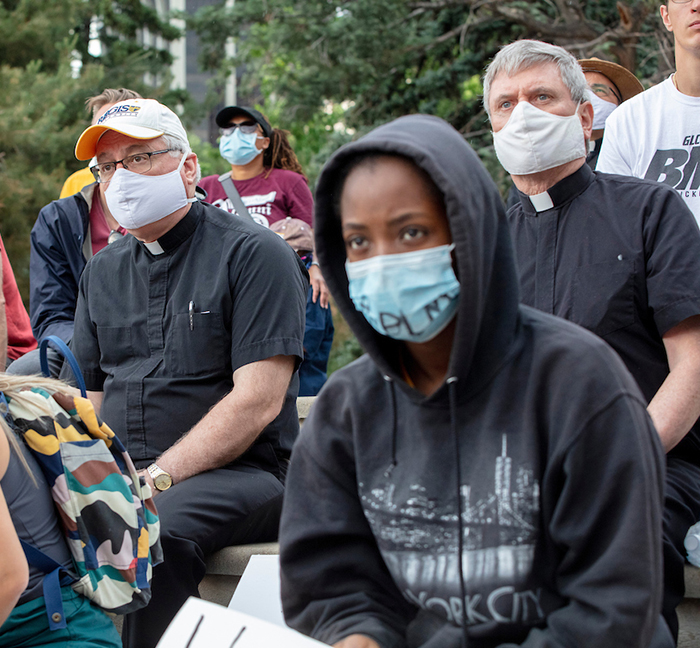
[[196, 3, 668, 232], [0, 0, 183, 301], [327, 305, 364, 377], [186, 0, 669, 370]]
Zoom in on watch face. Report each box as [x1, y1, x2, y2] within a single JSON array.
[[154, 473, 172, 491]]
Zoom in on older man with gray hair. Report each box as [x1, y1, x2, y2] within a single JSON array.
[[484, 38, 700, 645]]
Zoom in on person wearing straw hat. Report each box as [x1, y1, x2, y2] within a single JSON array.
[[598, 2, 700, 225], [577, 57, 643, 167]]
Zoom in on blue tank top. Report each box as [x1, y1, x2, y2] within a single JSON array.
[[1, 432, 72, 604]]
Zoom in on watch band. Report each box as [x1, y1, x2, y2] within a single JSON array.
[[147, 463, 173, 491]]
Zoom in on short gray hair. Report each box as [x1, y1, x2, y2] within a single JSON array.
[[162, 134, 202, 184], [483, 40, 589, 118]]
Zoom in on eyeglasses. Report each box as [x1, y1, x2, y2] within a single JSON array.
[[589, 83, 622, 105], [220, 121, 259, 137], [90, 149, 174, 183], [670, 0, 692, 4]]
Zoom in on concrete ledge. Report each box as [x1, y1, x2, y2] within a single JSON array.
[[205, 542, 280, 576], [686, 565, 700, 599], [297, 396, 315, 424]]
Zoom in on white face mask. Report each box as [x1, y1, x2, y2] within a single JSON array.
[[492, 101, 587, 175], [105, 151, 196, 230], [587, 89, 618, 130]]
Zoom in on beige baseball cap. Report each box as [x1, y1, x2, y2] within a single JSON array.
[[75, 98, 189, 160]]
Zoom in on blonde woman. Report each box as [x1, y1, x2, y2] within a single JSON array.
[[0, 374, 121, 647]]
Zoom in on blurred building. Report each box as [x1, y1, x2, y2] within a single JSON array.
[[142, 0, 237, 144]]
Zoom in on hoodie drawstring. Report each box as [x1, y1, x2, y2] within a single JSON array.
[[384, 375, 398, 477], [447, 376, 469, 648]]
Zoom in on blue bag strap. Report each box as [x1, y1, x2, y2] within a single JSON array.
[[0, 391, 9, 422], [40, 336, 87, 398], [19, 539, 72, 631]]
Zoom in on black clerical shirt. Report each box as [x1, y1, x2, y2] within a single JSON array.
[[72, 200, 307, 473], [507, 163, 700, 464]]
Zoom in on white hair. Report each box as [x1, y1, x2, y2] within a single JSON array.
[[162, 134, 202, 184], [483, 40, 589, 117]]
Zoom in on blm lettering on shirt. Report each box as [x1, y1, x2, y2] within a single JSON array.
[[644, 135, 700, 198]]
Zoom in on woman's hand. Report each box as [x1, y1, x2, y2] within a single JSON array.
[[309, 264, 330, 309], [333, 635, 381, 648]]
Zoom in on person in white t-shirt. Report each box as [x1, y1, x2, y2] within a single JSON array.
[[597, 1, 700, 225]]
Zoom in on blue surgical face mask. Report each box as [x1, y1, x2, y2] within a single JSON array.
[[345, 244, 460, 343], [219, 130, 264, 166]]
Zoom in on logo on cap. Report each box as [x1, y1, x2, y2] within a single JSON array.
[[98, 104, 142, 124]]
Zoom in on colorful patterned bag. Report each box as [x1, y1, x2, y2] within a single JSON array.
[[4, 385, 163, 616]]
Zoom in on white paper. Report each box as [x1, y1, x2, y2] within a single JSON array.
[[157, 597, 328, 647], [228, 554, 284, 627]]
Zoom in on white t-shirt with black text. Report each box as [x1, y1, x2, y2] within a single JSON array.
[[597, 76, 700, 226]]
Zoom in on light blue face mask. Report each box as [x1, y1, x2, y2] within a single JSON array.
[[219, 130, 264, 166], [345, 244, 460, 343]]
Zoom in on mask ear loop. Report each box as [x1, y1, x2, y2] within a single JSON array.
[[175, 150, 198, 205]]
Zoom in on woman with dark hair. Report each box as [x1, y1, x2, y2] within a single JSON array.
[[278, 115, 670, 648], [200, 106, 329, 307]]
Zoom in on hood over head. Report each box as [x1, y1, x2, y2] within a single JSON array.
[[314, 114, 521, 402]]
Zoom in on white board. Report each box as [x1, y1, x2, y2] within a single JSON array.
[[227, 554, 285, 627], [156, 597, 328, 647]]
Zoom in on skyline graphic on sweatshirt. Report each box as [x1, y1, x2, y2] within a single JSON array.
[[360, 434, 544, 627]]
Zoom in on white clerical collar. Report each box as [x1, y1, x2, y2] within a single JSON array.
[[143, 240, 165, 255], [528, 191, 555, 212]]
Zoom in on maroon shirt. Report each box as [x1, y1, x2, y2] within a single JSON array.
[[199, 168, 314, 228]]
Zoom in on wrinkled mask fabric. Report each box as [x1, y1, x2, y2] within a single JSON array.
[[219, 130, 264, 166], [492, 101, 586, 175], [105, 151, 196, 230], [587, 89, 618, 130], [345, 244, 460, 343]]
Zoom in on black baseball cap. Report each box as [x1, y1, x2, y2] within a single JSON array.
[[215, 106, 272, 138]]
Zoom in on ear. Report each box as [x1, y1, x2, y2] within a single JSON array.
[[259, 136, 271, 151], [578, 101, 594, 141], [660, 4, 673, 33], [182, 152, 199, 195]]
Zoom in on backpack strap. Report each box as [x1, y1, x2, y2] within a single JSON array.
[[218, 172, 255, 222], [39, 336, 87, 397], [19, 539, 74, 631], [0, 391, 9, 421]]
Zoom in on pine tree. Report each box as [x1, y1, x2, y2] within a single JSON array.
[[0, 0, 182, 299]]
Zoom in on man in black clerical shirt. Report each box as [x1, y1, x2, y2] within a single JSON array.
[[71, 98, 307, 647], [484, 39, 700, 645]]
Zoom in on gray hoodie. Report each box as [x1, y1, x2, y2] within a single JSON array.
[[279, 115, 666, 648]]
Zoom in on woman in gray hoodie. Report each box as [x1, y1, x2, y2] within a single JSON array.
[[279, 114, 669, 648]]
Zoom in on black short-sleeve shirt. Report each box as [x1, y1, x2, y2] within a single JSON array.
[[72, 201, 307, 472], [507, 163, 700, 464]]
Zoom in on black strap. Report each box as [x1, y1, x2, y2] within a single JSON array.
[[218, 172, 255, 222]]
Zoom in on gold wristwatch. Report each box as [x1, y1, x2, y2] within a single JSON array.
[[147, 463, 173, 492]]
